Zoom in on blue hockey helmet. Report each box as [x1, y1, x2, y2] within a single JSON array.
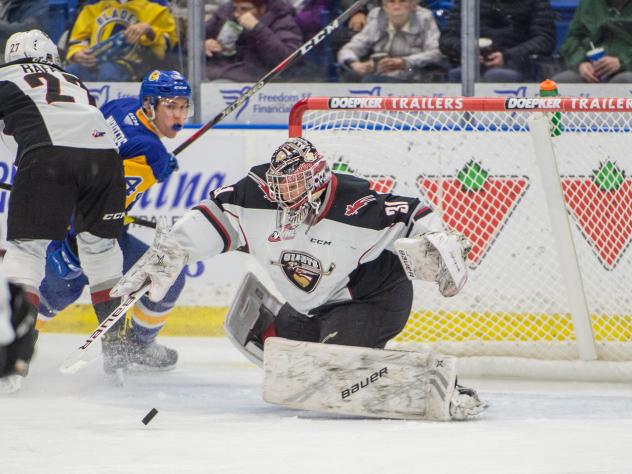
[[140, 70, 192, 107]]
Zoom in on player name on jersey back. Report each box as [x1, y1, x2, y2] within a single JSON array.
[[0, 61, 117, 160]]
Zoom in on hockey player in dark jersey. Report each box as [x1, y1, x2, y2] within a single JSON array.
[[37, 70, 191, 374], [110, 137, 488, 420], [0, 30, 126, 391]]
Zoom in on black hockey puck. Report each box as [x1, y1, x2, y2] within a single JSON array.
[[142, 408, 159, 425]]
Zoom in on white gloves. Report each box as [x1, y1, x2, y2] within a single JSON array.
[[395, 231, 471, 297], [110, 218, 189, 302]]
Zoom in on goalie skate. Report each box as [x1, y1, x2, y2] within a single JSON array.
[[449, 383, 489, 420]]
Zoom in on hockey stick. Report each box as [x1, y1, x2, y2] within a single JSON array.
[[171, 0, 369, 156], [59, 281, 152, 374]]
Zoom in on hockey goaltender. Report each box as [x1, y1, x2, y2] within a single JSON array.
[[111, 137, 489, 421]]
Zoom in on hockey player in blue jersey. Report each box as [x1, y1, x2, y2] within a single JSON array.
[[38, 70, 192, 374]]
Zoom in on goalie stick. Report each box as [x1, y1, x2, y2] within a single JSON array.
[[59, 281, 151, 374], [170, 0, 369, 156]]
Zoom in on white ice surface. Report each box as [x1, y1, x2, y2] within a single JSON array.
[[2, 334, 632, 474]]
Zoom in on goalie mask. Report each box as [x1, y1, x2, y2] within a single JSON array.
[[265, 138, 331, 232], [4, 30, 61, 67]]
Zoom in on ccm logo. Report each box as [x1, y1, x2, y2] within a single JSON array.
[[310, 238, 331, 246], [299, 21, 339, 55], [102, 212, 125, 220]]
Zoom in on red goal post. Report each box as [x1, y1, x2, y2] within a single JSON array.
[[288, 96, 632, 381]]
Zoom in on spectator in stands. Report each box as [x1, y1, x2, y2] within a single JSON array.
[[65, 0, 178, 81], [439, 0, 556, 82], [553, 0, 632, 83], [0, 0, 48, 63], [337, 0, 444, 82], [204, 0, 302, 82]]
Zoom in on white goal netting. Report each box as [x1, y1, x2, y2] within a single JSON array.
[[290, 96, 632, 376]]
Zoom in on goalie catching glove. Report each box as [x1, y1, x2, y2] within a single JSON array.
[[110, 218, 188, 302], [395, 231, 471, 297]]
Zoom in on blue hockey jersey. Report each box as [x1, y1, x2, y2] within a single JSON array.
[[100, 97, 174, 211]]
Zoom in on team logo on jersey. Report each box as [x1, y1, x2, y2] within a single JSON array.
[[345, 195, 376, 216], [92, 129, 106, 138], [271, 251, 335, 292]]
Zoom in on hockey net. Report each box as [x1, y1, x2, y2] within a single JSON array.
[[289, 96, 632, 380]]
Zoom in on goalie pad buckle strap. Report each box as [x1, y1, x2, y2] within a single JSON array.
[[224, 273, 283, 367]]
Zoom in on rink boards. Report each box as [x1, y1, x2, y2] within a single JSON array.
[[0, 127, 630, 349]]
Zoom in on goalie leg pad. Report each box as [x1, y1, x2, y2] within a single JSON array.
[[224, 273, 283, 367], [263, 337, 462, 421]]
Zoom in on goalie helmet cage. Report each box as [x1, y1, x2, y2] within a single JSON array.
[[288, 96, 632, 382]]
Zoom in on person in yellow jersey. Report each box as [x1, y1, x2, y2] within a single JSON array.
[[65, 0, 178, 81], [39, 70, 192, 375]]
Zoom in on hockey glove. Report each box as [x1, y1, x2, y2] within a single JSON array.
[[394, 231, 471, 297], [46, 237, 82, 280], [110, 218, 188, 302]]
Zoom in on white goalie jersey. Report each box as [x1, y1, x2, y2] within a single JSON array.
[[170, 164, 445, 315]]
